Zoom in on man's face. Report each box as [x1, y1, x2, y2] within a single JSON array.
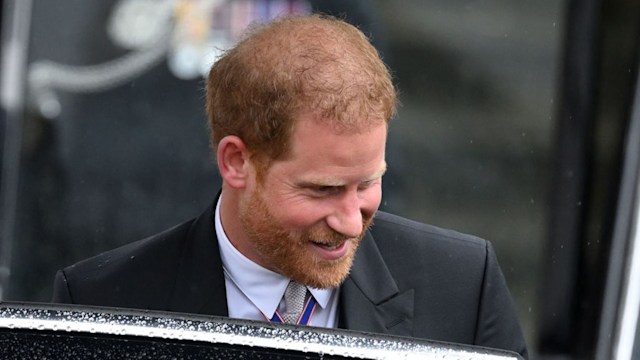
[[238, 115, 387, 289]]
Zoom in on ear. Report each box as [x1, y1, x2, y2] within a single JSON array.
[[217, 135, 253, 189]]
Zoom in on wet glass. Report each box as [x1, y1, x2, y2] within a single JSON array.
[[0, 303, 523, 359]]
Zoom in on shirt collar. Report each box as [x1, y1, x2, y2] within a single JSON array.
[[214, 195, 333, 318]]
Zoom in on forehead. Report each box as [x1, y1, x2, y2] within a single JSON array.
[[265, 114, 388, 181]]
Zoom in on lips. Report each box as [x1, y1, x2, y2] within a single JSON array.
[[313, 241, 340, 250], [309, 240, 350, 261]]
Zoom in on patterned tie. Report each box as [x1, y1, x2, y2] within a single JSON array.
[[281, 281, 308, 324]]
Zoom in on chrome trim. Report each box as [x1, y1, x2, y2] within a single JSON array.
[[596, 55, 640, 360], [614, 198, 640, 360], [613, 184, 640, 360]]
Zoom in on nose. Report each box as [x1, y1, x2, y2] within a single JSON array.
[[326, 191, 363, 238]]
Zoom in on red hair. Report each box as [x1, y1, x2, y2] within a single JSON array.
[[206, 15, 396, 168]]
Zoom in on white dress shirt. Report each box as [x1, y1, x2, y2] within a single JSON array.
[[215, 196, 339, 327]]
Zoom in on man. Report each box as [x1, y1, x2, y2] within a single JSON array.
[[52, 15, 528, 358]]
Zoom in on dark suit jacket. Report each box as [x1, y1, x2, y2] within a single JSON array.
[[52, 203, 528, 358]]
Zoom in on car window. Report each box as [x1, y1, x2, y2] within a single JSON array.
[[0, 303, 523, 359]]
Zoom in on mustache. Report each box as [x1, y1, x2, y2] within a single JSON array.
[[304, 218, 373, 245]]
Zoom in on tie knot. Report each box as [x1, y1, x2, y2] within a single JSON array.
[[282, 281, 308, 324]]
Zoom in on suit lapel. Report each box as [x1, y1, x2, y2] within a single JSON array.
[[338, 230, 414, 337], [168, 201, 229, 316]]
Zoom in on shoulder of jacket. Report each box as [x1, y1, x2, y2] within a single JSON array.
[[63, 218, 196, 274], [371, 211, 488, 250]]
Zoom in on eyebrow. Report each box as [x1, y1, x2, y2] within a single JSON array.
[[366, 163, 388, 182], [297, 162, 388, 188]]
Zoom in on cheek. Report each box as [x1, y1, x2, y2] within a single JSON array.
[[273, 201, 329, 229], [361, 185, 383, 217], [257, 184, 323, 228]]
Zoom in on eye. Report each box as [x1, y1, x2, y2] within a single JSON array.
[[358, 180, 377, 191], [309, 186, 341, 196]]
